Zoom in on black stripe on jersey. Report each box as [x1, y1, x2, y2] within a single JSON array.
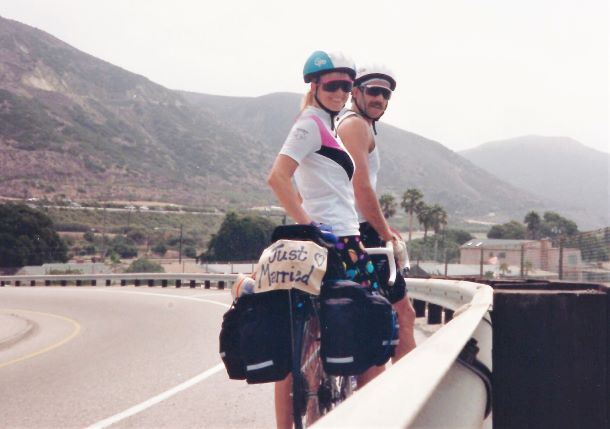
[[315, 146, 354, 180]]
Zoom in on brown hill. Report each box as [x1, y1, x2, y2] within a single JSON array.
[[3, 15, 583, 227], [0, 15, 274, 206]]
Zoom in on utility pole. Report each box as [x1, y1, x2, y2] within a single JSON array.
[[479, 247, 484, 278], [100, 205, 107, 261], [520, 244, 525, 277], [178, 224, 183, 264], [558, 237, 564, 280]]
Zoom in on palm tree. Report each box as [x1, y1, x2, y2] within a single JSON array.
[[429, 204, 448, 235], [379, 194, 397, 219], [524, 211, 541, 239], [417, 203, 433, 239], [401, 188, 424, 242]]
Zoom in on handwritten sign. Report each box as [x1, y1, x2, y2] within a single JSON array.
[[254, 240, 328, 295]]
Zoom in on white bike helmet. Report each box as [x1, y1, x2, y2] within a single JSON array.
[[349, 64, 397, 135], [354, 64, 396, 90]]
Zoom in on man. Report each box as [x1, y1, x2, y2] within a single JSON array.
[[336, 64, 416, 385]]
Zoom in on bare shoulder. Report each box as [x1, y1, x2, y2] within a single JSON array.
[[337, 114, 370, 142]]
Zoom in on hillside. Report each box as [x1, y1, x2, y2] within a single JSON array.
[[0, 16, 275, 207], [2, 15, 589, 227], [460, 136, 609, 228], [182, 91, 549, 221]]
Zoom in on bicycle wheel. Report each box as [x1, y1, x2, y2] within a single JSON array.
[[291, 292, 356, 428], [291, 292, 324, 429]]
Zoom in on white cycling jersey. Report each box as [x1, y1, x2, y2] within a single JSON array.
[[279, 106, 359, 237]]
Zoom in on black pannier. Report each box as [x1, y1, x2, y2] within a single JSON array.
[[219, 290, 292, 384], [320, 280, 398, 375], [219, 302, 246, 380]]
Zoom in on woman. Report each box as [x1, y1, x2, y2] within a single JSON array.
[[267, 50, 381, 429]]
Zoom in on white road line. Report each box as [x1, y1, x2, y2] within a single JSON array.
[[92, 289, 230, 308], [81, 287, 230, 427], [85, 363, 225, 429]]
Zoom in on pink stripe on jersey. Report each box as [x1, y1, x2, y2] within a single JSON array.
[[306, 115, 343, 150]]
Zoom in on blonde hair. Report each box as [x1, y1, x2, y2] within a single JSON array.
[[300, 85, 315, 112]]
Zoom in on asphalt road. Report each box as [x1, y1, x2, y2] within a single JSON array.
[[0, 287, 275, 428]]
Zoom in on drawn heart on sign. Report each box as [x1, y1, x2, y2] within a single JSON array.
[[314, 252, 326, 267]]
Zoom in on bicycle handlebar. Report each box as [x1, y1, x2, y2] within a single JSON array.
[[364, 241, 396, 286]]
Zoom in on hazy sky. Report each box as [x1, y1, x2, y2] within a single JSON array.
[[1, 0, 608, 153]]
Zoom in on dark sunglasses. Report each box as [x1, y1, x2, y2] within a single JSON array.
[[319, 79, 353, 93], [361, 85, 392, 100]]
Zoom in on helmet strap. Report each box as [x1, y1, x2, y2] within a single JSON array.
[[314, 86, 341, 132]]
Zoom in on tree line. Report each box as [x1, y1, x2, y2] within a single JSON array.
[[486, 210, 608, 262], [379, 188, 448, 241]]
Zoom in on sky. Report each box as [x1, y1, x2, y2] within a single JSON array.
[[0, 0, 608, 154]]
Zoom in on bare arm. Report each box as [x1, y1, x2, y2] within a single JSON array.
[[338, 117, 394, 242], [267, 154, 311, 225]]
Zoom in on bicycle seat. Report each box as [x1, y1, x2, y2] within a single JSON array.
[[271, 224, 332, 247]]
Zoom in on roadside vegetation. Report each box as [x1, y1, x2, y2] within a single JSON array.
[[0, 203, 68, 272]]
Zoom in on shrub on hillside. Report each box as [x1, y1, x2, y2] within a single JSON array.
[[125, 258, 165, 273]]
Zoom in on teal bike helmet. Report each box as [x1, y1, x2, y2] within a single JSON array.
[[303, 51, 356, 83]]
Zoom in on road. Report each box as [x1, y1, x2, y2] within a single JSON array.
[[0, 287, 274, 428], [1, 286, 431, 428]]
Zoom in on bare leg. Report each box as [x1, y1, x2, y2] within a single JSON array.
[[357, 364, 385, 388], [275, 374, 293, 429], [392, 293, 417, 363]]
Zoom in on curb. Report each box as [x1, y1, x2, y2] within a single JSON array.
[[0, 313, 36, 349]]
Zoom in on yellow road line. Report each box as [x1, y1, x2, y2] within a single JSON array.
[[0, 310, 81, 369]]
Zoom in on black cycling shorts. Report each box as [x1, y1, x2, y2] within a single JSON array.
[[334, 235, 381, 292]]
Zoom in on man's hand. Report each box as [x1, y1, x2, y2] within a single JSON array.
[[391, 234, 409, 269]]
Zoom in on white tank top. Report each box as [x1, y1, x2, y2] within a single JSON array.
[[336, 110, 380, 223]]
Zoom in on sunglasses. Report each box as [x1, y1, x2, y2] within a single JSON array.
[[319, 79, 353, 93], [361, 85, 392, 100]]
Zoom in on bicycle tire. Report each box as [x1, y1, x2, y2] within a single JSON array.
[[291, 291, 355, 428]]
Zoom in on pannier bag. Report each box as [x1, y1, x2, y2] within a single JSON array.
[[219, 290, 292, 384], [320, 280, 399, 375], [219, 302, 246, 380]]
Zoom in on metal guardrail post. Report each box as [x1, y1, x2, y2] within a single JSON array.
[[427, 303, 443, 324], [413, 299, 426, 317]]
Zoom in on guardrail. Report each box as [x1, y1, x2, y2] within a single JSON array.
[[2, 273, 493, 427], [313, 278, 493, 429], [0, 273, 239, 289]]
